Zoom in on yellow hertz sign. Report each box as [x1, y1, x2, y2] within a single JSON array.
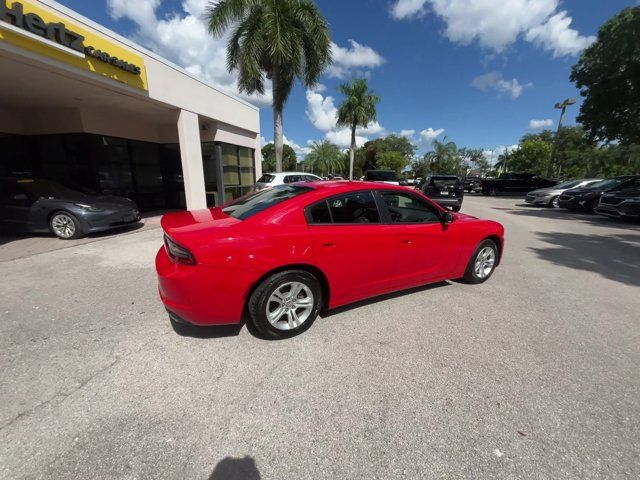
[[0, 0, 148, 90]]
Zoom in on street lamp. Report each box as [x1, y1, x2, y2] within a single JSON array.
[[547, 98, 576, 178]]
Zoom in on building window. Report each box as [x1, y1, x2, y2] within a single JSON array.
[[220, 143, 255, 203]]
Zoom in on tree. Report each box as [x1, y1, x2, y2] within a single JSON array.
[[206, 0, 332, 172], [376, 151, 408, 175], [459, 147, 489, 174], [507, 139, 552, 175], [305, 140, 342, 176], [261, 143, 297, 172], [571, 7, 640, 145], [336, 78, 380, 180], [423, 138, 465, 175]]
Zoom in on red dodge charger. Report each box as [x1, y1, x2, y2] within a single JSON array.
[[156, 181, 504, 339]]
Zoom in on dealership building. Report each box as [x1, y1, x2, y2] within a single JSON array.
[[0, 0, 262, 211]]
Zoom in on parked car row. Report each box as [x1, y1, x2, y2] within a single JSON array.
[[527, 175, 640, 220]]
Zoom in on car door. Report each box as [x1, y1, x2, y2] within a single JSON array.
[[0, 184, 36, 231], [306, 190, 396, 307], [377, 190, 460, 289]]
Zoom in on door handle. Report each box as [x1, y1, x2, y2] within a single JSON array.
[[400, 239, 412, 244], [321, 242, 335, 247]]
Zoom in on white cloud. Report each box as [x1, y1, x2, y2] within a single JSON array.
[[390, 0, 594, 57], [107, 0, 271, 107], [328, 40, 386, 79], [400, 129, 416, 137], [419, 127, 445, 146], [305, 89, 338, 131], [525, 11, 596, 57], [284, 135, 311, 157], [528, 118, 553, 130], [391, 0, 429, 19], [471, 71, 531, 99], [305, 89, 385, 148], [325, 128, 369, 149]]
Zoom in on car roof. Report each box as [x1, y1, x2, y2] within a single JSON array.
[[263, 172, 321, 177]]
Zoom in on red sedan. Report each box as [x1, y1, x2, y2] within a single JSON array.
[[156, 181, 504, 339]]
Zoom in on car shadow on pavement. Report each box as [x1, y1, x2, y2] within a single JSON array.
[[530, 232, 640, 286], [494, 204, 640, 229], [209, 456, 260, 480], [323, 281, 450, 317]]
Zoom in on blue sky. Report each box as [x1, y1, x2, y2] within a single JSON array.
[[58, 0, 635, 159]]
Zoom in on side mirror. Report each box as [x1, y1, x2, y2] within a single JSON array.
[[443, 211, 455, 224]]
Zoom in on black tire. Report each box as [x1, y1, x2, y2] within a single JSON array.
[[451, 205, 462, 212], [489, 187, 499, 197], [248, 270, 322, 339], [463, 239, 498, 284], [49, 211, 83, 239], [584, 199, 597, 213]]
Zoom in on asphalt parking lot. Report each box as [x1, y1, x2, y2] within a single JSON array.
[[1, 195, 639, 479]]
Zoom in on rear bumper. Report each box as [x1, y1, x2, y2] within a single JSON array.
[[156, 247, 245, 325]]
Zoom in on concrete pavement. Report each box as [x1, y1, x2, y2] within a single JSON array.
[[1, 196, 639, 479]]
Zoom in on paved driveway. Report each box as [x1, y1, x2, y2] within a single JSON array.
[[1, 196, 639, 479]]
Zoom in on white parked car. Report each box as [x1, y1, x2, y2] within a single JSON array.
[[255, 172, 323, 190], [525, 178, 602, 208]]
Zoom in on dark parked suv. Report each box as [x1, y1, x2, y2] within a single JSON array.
[[417, 175, 464, 211], [595, 178, 640, 220], [558, 176, 640, 213]]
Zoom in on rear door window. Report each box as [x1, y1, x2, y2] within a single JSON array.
[[306, 191, 381, 224], [284, 175, 303, 183]]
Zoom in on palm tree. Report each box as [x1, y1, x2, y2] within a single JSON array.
[[305, 140, 342, 176], [206, 0, 332, 172], [424, 138, 458, 174], [336, 78, 380, 180]]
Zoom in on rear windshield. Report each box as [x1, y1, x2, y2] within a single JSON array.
[[365, 171, 397, 181], [257, 174, 275, 183], [222, 185, 312, 220], [430, 177, 460, 187]]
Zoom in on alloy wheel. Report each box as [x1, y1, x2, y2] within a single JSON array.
[[474, 247, 496, 279], [266, 282, 314, 331], [51, 214, 76, 239]]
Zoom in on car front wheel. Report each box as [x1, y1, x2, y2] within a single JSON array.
[[50, 211, 83, 239], [549, 196, 560, 208], [463, 239, 498, 284], [248, 270, 322, 339]]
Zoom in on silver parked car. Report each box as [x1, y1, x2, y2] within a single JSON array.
[[525, 179, 602, 208]]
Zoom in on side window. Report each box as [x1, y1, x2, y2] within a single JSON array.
[[380, 191, 441, 224], [308, 201, 332, 224], [305, 175, 320, 182], [328, 191, 380, 224], [285, 175, 303, 183], [617, 179, 635, 190]]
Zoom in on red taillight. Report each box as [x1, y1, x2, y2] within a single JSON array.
[[163, 234, 196, 265]]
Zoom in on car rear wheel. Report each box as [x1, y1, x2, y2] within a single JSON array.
[[451, 205, 461, 212], [489, 187, 499, 196], [463, 239, 498, 284], [248, 270, 322, 339], [50, 211, 83, 239]]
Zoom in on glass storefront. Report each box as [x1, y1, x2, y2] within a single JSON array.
[[0, 133, 255, 211]]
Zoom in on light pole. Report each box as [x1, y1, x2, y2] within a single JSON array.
[[547, 98, 576, 178]]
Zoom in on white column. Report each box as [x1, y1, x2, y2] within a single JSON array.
[[177, 109, 207, 210], [254, 132, 263, 180]]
